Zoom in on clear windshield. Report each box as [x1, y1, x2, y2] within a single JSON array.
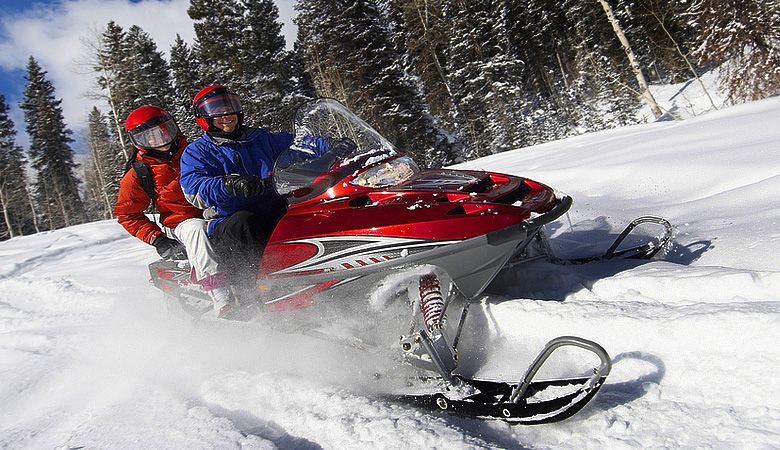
[[274, 99, 417, 201]]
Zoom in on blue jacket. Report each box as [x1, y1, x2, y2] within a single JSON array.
[[180, 127, 293, 234]]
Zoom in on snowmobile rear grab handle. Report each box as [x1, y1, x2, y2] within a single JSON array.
[[509, 336, 612, 403]]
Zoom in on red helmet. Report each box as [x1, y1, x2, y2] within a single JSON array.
[[192, 85, 244, 132], [125, 105, 181, 158]]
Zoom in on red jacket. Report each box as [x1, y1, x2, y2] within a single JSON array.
[[114, 138, 203, 244]]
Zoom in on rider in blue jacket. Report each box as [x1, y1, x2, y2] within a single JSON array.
[[180, 85, 293, 299]]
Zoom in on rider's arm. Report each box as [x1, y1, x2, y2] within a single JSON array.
[[269, 131, 295, 160], [179, 139, 236, 210], [113, 170, 162, 244]]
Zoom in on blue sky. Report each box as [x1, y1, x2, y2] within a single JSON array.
[[0, 1, 52, 105], [0, 0, 297, 151]]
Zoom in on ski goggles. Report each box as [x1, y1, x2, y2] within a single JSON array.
[[194, 92, 243, 118], [128, 117, 179, 149]]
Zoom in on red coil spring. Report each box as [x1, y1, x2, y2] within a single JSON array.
[[419, 274, 445, 331]]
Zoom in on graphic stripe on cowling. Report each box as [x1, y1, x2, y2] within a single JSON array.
[[271, 235, 462, 275]]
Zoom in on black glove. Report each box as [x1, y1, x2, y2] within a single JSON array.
[[223, 174, 265, 197], [152, 235, 187, 260]]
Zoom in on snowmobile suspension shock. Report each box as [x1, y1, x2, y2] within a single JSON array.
[[419, 274, 445, 331]]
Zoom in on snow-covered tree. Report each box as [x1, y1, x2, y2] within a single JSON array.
[[94, 21, 133, 159], [124, 25, 175, 110], [275, 40, 317, 131], [689, 0, 780, 102], [187, 0, 245, 87], [441, 0, 531, 158], [240, 0, 288, 129], [169, 34, 203, 139], [596, 0, 662, 118], [297, 0, 457, 166], [188, 0, 300, 130], [0, 96, 36, 238], [20, 57, 87, 230], [94, 21, 179, 170], [561, 0, 641, 130], [387, 0, 458, 126], [83, 107, 123, 220]]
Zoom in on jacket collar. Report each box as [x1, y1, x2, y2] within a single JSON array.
[[205, 127, 259, 145]]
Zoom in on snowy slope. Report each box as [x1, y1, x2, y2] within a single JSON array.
[[1, 96, 779, 449]]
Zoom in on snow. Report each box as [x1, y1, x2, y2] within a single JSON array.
[[2, 92, 780, 448]]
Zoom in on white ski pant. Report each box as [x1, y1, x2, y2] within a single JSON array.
[[172, 217, 221, 281]]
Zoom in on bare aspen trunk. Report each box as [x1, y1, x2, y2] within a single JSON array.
[[597, 0, 663, 119], [648, 8, 718, 110], [105, 82, 130, 160], [555, 49, 571, 91], [412, 0, 463, 119], [55, 184, 70, 227], [89, 134, 114, 217], [26, 186, 40, 233], [0, 184, 14, 238]]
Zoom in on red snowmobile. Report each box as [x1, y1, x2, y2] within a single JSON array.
[[150, 99, 672, 424]]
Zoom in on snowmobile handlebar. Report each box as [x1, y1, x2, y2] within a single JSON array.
[[509, 335, 612, 404]]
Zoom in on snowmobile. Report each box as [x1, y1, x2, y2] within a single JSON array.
[[149, 98, 672, 424]]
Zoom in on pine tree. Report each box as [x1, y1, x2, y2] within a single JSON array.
[[95, 22, 177, 159], [20, 57, 87, 230], [561, 0, 641, 130], [689, 0, 780, 102], [188, 0, 304, 131], [241, 0, 288, 129], [297, 0, 456, 166], [596, 0, 663, 118], [0, 95, 36, 238], [620, 0, 695, 83], [504, 0, 578, 143], [83, 107, 123, 219], [441, 0, 530, 158], [95, 21, 133, 159], [169, 34, 203, 139], [187, 0, 245, 86], [387, 0, 458, 125], [124, 25, 175, 110], [275, 40, 317, 131]]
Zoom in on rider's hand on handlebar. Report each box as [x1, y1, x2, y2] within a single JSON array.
[[222, 174, 265, 197], [152, 235, 187, 260]]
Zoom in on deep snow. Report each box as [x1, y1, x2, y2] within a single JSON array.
[[1, 92, 779, 449]]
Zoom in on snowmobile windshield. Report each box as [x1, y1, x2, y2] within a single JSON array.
[[274, 99, 418, 201]]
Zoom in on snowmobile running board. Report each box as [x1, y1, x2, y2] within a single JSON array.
[[391, 336, 612, 424]]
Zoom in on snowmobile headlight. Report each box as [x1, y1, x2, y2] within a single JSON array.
[[351, 156, 419, 187]]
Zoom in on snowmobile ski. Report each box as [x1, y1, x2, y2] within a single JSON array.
[[389, 336, 611, 424]]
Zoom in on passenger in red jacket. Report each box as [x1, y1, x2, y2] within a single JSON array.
[[114, 105, 234, 317]]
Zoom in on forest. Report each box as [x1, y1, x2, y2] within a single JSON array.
[[0, 0, 777, 239]]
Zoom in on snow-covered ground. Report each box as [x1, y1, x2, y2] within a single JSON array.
[[1, 92, 779, 448]]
